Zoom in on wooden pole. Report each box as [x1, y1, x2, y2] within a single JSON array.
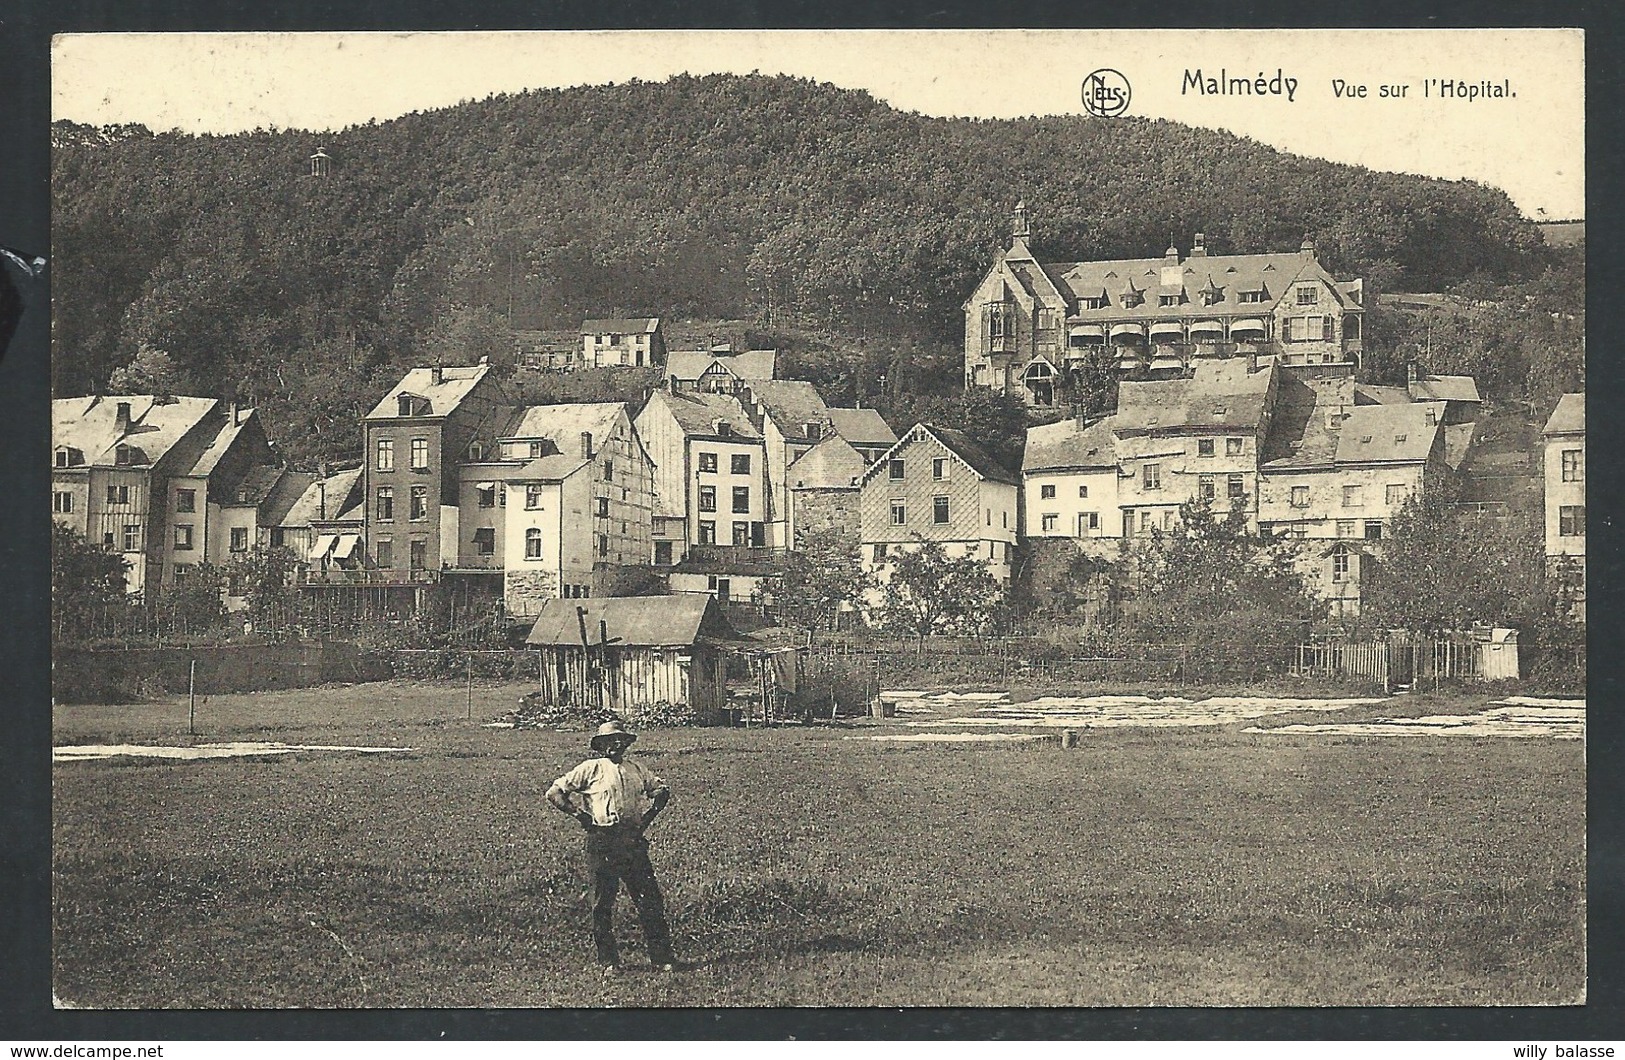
[[467, 651, 474, 720], [188, 660, 196, 736]]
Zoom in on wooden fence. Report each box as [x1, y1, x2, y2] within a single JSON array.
[[1291, 634, 1532, 691]]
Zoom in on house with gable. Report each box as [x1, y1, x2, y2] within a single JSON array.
[[1542, 392, 1584, 620], [362, 363, 505, 582], [636, 386, 768, 566], [580, 317, 666, 369], [964, 203, 1364, 405], [52, 395, 279, 596], [858, 423, 1020, 586], [663, 348, 778, 393], [1021, 414, 1121, 547]]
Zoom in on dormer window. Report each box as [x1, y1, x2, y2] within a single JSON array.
[[114, 445, 134, 467], [1238, 290, 1267, 304], [54, 446, 83, 468], [1078, 296, 1109, 311], [469, 441, 485, 461], [236, 487, 251, 504], [398, 394, 413, 417], [805, 422, 822, 441], [717, 422, 733, 438], [1121, 290, 1144, 308]]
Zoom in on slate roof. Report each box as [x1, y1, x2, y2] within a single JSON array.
[[52, 395, 216, 468], [1410, 374, 1481, 404], [580, 317, 661, 335], [743, 379, 832, 437], [788, 435, 866, 490], [649, 389, 762, 440], [1442, 422, 1477, 471], [664, 349, 777, 384], [1260, 373, 1357, 469], [1115, 360, 1276, 436], [525, 594, 740, 647], [1009, 246, 1356, 319], [261, 469, 320, 527], [509, 454, 592, 482], [502, 402, 627, 447], [224, 465, 284, 507], [281, 466, 364, 527], [825, 408, 897, 449], [184, 410, 256, 478], [866, 423, 1018, 487], [1333, 402, 1445, 465], [1022, 415, 1119, 474], [1544, 392, 1584, 435], [365, 364, 491, 420], [1354, 383, 1412, 406]]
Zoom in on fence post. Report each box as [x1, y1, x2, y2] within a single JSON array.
[[187, 659, 197, 737]]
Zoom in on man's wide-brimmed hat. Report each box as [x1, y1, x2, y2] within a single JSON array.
[[590, 720, 637, 749]]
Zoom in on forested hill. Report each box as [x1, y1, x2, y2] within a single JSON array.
[[53, 73, 1546, 463]]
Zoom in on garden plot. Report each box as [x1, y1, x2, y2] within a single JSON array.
[[897, 693, 1384, 730], [1245, 700, 1584, 740], [53, 742, 416, 763]]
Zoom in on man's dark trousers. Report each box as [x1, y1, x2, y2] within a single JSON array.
[[584, 824, 674, 967]]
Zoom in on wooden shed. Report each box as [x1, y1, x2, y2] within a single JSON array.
[[524, 595, 741, 717]]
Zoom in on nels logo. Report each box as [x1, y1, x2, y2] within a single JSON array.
[[1082, 69, 1132, 117]]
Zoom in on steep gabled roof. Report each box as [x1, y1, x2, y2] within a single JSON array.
[[1260, 372, 1357, 469], [502, 402, 628, 446], [664, 349, 777, 384], [648, 389, 762, 440], [863, 423, 1018, 487], [1333, 402, 1445, 465], [223, 465, 284, 507], [261, 469, 320, 527], [525, 594, 740, 647], [1022, 415, 1119, 474], [1042, 248, 1347, 318], [52, 395, 217, 468], [788, 435, 866, 490], [1544, 392, 1584, 436], [184, 409, 259, 478], [743, 379, 832, 437], [1115, 359, 1275, 436], [825, 407, 897, 449], [281, 466, 365, 528], [365, 364, 491, 420], [581, 317, 661, 335], [1410, 374, 1481, 404]]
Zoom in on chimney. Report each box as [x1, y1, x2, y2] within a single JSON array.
[[580, 431, 594, 459], [430, 365, 444, 386], [229, 401, 240, 426], [317, 478, 327, 521], [1406, 360, 1419, 387], [1191, 232, 1207, 257], [115, 401, 132, 433]]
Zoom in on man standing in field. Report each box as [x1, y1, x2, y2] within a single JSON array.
[[547, 720, 678, 974]]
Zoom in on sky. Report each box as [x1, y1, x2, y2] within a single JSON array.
[[52, 29, 1585, 219]]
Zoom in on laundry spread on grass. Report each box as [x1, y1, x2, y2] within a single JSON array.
[[1245, 700, 1584, 740], [847, 732, 1055, 744], [891, 692, 1383, 730], [53, 742, 416, 763]]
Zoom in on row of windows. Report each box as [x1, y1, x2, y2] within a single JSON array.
[[376, 438, 431, 472], [375, 485, 430, 521], [1286, 483, 1411, 508], [889, 496, 953, 525], [1038, 484, 1090, 500], [371, 538, 430, 570], [168, 525, 253, 552], [1038, 512, 1102, 533], [697, 520, 767, 547], [697, 452, 752, 475], [697, 485, 752, 513], [886, 457, 952, 481]]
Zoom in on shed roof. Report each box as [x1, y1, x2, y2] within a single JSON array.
[[261, 469, 319, 527], [1544, 392, 1584, 435], [365, 364, 490, 420], [525, 594, 739, 647], [281, 466, 365, 527]]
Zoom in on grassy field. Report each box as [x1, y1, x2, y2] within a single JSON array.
[[52, 680, 1585, 1008]]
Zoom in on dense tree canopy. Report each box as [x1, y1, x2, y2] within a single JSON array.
[[53, 74, 1548, 469]]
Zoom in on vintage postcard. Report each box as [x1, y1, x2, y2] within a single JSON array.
[[46, 29, 1585, 1010]]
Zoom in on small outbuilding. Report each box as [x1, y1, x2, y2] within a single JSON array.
[[524, 594, 741, 717]]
